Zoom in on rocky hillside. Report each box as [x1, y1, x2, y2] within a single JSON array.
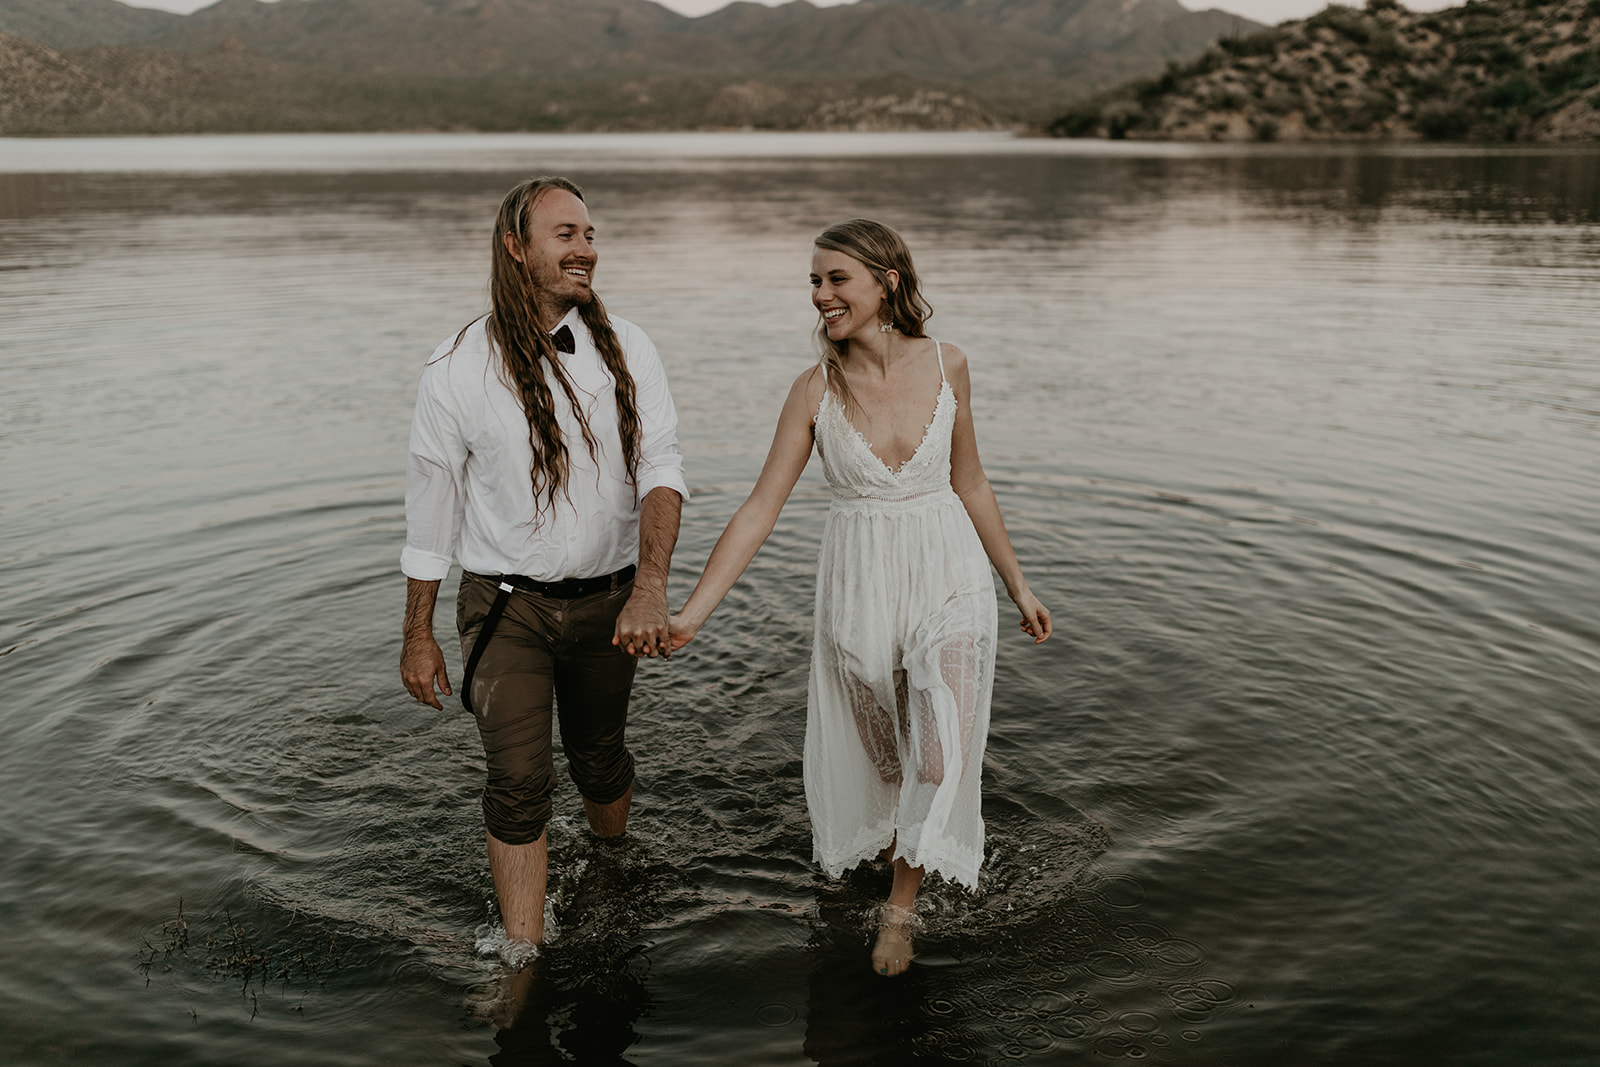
[[1049, 0, 1600, 140], [0, 0, 1262, 134]]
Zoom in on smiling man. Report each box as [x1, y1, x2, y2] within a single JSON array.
[[399, 176, 687, 958]]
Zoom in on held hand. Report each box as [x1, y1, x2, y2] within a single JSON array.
[[664, 613, 699, 655], [613, 586, 671, 658], [400, 635, 452, 709], [1013, 590, 1053, 644]]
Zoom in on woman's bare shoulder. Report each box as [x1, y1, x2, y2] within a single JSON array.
[[933, 338, 970, 377], [790, 362, 827, 408]]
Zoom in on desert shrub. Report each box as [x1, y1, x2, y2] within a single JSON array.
[[1103, 101, 1146, 139], [1189, 48, 1227, 77], [1137, 68, 1182, 105], [1541, 51, 1600, 95], [1459, 40, 1525, 74], [1357, 87, 1399, 124], [1414, 100, 1475, 137], [1251, 114, 1282, 140], [1049, 105, 1103, 137], [1262, 87, 1302, 114], [1480, 72, 1539, 107], [1411, 72, 1451, 99], [1365, 27, 1408, 62], [1310, 5, 1374, 44], [1212, 86, 1251, 109], [1220, 27, 1289, 56]]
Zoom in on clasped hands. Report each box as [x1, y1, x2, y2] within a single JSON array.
[[610, 586, 696, 659]]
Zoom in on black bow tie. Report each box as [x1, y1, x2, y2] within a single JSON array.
[[552, 324, 575, 354]]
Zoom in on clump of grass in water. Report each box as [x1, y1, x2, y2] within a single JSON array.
[[204, 906, 340, 994], [137, 898, 344, 1015], [137, 897, 192, 981]]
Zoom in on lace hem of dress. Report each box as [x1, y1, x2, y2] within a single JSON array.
[[814, 826, 983, 891]]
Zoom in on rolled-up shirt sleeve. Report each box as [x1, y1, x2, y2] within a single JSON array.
[[401, 359, 467, 581], [628, 330, 690, 506]]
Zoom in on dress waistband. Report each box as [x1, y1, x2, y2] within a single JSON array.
[[467, 565, 635, 599], [828, 486, 961, 515]]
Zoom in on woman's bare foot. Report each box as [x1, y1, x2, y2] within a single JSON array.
[[871, 903, 917, 976]]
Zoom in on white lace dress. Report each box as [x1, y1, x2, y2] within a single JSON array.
[[804, 342, 998, 889]]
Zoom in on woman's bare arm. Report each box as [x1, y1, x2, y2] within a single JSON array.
[[944, 345, 1053, 643], [667, 368, 825, 650]]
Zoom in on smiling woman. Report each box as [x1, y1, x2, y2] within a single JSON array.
[[665, 215, 1053, 978]]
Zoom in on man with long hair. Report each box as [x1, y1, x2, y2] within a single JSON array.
[[399, 176, 686, 955]]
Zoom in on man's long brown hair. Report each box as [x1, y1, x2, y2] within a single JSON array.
[[484, 176, 642, 518]]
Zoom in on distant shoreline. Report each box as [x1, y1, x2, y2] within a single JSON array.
[[4, 129, 1597, 179]]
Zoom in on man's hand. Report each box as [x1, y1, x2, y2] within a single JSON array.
[[615, 486, 683, 659], [613, 585, 670, 658], [401, 634, 453, 709], [401, 577, 450, 707]]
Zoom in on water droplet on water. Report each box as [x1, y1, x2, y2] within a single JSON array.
[[1084, 950, 1139, 981], [1118, 1011, 1159, 1034], [755, 1001, 797, 1027]]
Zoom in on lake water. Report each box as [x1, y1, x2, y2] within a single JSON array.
[[1, 132, 1597, 1066]]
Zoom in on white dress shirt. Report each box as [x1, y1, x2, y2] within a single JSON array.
[[401, 306, 688, 583]]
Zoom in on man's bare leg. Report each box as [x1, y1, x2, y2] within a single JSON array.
[[872, 855, 924, 977], [487, 830, 548, 945], [583, 784, 633, 838]]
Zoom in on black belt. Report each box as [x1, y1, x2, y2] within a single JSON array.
[[476, 565, 636, 600], [459, 566, 636, 717]]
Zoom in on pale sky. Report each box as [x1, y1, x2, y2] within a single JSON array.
[[120, 0, 1455, 32]]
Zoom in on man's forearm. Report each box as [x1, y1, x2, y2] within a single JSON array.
[[635, 487, 683, 596], [404, 577, 442, 643]]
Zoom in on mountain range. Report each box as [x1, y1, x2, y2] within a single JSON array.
[[0, 0, 1261, 133]]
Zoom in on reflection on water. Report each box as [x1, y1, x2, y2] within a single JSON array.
[[1, 135, 1598, 1066]]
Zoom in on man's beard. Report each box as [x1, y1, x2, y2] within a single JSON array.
[[536, 258, 596, 313]]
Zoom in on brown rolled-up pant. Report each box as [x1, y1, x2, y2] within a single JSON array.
[[455, 571, 638, 845]]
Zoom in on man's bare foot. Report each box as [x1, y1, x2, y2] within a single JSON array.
[[871, 903, 917, 977]]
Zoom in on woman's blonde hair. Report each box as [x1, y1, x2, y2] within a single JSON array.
[[813, 218, 933, 415]]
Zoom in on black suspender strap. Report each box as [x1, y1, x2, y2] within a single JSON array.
[[460, 580, 514, 717]]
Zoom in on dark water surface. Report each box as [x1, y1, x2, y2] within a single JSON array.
[[1, 133, 1597, 1066]]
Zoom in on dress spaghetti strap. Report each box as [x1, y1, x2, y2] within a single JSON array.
[[934, 339, 946, 383]]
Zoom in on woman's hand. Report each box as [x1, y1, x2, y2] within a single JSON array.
[[665, 613, 700, 655], [1012, 590, 1052, 644]]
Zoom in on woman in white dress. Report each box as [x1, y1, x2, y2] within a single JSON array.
[[665, 219, 1052, 976]]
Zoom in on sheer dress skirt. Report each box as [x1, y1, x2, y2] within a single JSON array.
[[803, 492, 999, 890]]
